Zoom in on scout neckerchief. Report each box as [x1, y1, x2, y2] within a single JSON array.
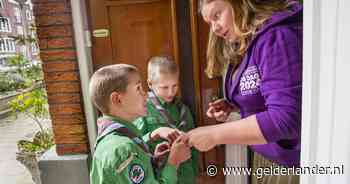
[[148, 90, 188, 130], [95, 117, 151, 155], [94, 117, 163, 174]]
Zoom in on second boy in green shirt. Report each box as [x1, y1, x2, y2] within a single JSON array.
[[134, 56, 199, 184]]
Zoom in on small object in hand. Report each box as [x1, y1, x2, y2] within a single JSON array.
[[211, 95, 219, 102]]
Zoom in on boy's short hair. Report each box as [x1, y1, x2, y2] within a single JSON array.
[[89, 64, 138, 114], [148, 56, 178, 82]]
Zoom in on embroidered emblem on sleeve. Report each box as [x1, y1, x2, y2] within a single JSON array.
[[129, 164, 145, 184], [116, 153, 137, 174]]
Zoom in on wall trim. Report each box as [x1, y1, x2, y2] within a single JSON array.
[[70, 0, 97, 154]]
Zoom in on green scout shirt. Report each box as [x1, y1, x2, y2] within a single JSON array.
[[133, 97, 199, 184], [90, 115, 178, 184]]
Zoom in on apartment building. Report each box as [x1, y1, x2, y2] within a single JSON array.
[[0, 0, 39, 70]]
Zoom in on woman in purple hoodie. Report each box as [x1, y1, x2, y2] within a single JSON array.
[[187, 0, 302, 183]]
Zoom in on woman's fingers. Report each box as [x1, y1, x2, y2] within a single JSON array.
[[158, 144, 170, 154], [210, 98, 226, 108], [214, 110, 227, 118], [210, 110, 228, 122], [158, 142, 170, 149], [155, 142, 170, 156], [181, 133, 190, 146], [206, 106, 216, 118], [208, 99, 233, 115], [163, 129, 177, 143]]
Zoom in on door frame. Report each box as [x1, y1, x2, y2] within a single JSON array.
[[301, 0, 350, 183], [70, 0, 97, 154]]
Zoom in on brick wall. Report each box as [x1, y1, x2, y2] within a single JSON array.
[[32, 0, 89, 155]]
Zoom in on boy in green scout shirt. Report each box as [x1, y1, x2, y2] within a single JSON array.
[[89, 64, 191, 184], [133, 56, 199, 184]]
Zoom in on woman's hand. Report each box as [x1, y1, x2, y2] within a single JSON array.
[[167, 135, 191, 167], [150, 127, 182, 144], [206, 98, 237, 122], [186, 125, 218, 152]]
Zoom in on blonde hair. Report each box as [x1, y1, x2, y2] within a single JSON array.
[[147, 56, 179, 82], [199, 0, 292, 78], [89, 64, 138, 114]]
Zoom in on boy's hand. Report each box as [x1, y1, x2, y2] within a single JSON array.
[[150, 127, 181, 144], [154, 142, 170, 158], [153, 142, 170, 166], [207, 98, 236, 122], [167, 135, 191, 168]]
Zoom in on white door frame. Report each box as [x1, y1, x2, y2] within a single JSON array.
[[301, 0, 350, 183], [71, 0, 98, 154]]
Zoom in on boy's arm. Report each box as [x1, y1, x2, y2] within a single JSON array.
[[133, 117, 153, 143], [133, 117, 172, 145], [191, 147, 200, 176], [106, 143, 178, 184]]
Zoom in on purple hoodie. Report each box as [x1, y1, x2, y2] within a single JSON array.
[[224, 2, 302, 167]]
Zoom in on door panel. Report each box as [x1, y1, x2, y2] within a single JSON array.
[[89, 0, 178, 89], [109, 2, 174, 83]]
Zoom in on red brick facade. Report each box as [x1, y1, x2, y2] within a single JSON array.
[[33, 0, 89, 155]]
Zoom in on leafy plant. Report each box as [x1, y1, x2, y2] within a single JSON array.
[[10, 87, 54, 154], [0, 54, 44, 93], [7, 54, 43, 81], [6, 54, 54, 154], [0, 72, 27, 92], [17, 130, 54, 154], [9, 88, 48, 132], [13, 35, 38, 46]]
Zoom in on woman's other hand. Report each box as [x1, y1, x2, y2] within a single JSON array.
[[206, 98, 236, 122]]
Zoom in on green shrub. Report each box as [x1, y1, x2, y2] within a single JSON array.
[[0, 72, 27, 92]]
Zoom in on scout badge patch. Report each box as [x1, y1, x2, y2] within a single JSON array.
[[129, 164, 145, 184]]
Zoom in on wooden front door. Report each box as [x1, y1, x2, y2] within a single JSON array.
[[88, 0, 225, 183], [88, 0, 179, 89]]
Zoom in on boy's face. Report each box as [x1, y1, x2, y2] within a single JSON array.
[[118, 73, 147, 119], [149, 73, 179, 103]]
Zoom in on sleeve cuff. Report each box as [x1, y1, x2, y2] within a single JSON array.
[[142, 132, 152, 143], [161, 163, 178, 184], [255, 112, 282, 142]]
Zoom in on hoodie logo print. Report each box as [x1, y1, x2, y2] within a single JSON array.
[[239, 65, 261, 95]]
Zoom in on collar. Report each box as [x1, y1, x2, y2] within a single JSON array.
[[98, 115, 141, 137]]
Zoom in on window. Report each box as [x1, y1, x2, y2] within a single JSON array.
[[30, 30, 36, 38], [26, 10, 32, 20], [14, 7, 21, 23], [0, 38, 16, 53], [17, 25, 23, 35], [0, 17, 11, 32], [31, 43, 39, 55], [8, 0, 19, 5], [20, 45, 26, 57], [0, 58, 7, 66]]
